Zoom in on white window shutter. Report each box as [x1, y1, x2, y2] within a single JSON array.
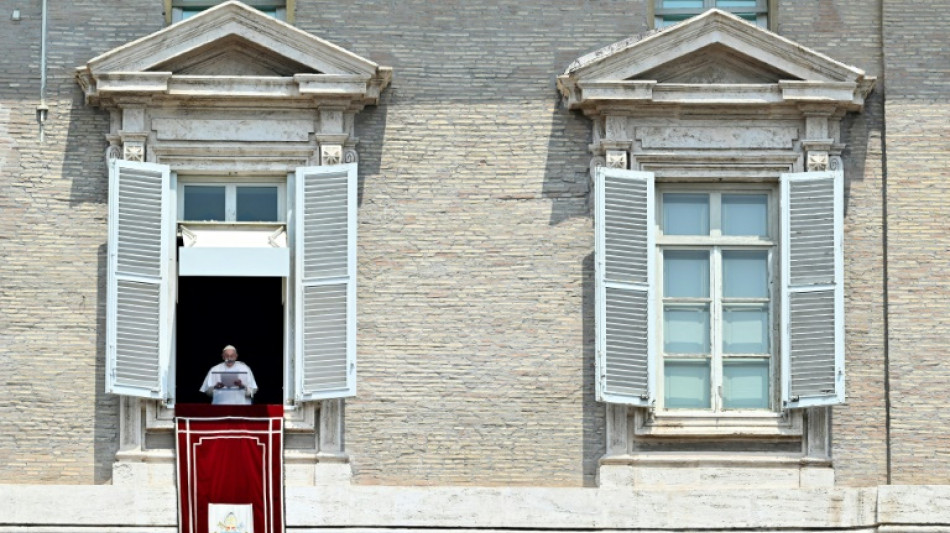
[[294, 163, 357, 401], [780, 170, 844, 408], [106, 160, 174, 399], [595, 167, 656, 407]]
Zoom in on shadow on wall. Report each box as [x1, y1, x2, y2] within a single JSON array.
[[580, 252, 603, 486], [541, 93, 594, 227], [353, 84, 391, 208], [542, 80, 606, 485], [94, 243, 119, 484], [839, 83, 884, 218], [60, 80, 118, 484]]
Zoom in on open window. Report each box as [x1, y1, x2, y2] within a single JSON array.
[[107, 160, 357, 403], [105, 160, 358, 405], [82, 0, 389, 481]]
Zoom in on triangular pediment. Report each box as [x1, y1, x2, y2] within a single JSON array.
[[558, 9, 873, 111], [148, 35, 319, 76], [631, 43, 796, 84], [85, 1, 377, 76], [565, 9, 864, 83], [76, 1, 391, 106]]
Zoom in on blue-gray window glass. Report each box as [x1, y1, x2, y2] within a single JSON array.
[[665, 359, 711, 408], [722, 194, 768, 236], [722, 250, 768, 298], [722, 359, 769, 408], [236, 187, 279, 222], [184, 186, 226, 221], [662, 193, 709, 235]]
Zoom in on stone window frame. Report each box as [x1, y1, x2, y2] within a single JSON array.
[[559, 9, 873, 485], [78, 0, 391, 486]]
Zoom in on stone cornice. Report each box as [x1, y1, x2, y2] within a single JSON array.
[[558, 9, 875, 116], [75, 1, 392, 110]]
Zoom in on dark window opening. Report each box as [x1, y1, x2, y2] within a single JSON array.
[[175, 276, 284, 405]]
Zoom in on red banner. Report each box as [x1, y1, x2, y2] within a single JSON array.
[[176, 405, 284, 533]]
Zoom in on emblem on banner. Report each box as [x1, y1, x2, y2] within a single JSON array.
[[209, 504, 253, 533]]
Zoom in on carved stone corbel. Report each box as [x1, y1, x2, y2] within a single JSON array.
[[321, 144, 343, 166], [606, 150, 628, 169], [118, 131, 148, 162], [807, 151, 830, 172], [123, 142, 145, 162], [801, 138, 833, 172]]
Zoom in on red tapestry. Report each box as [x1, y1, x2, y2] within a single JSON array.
[[176, 404, 284, 533]]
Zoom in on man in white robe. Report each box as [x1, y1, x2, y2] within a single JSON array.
[[200, 345, 258, 405]]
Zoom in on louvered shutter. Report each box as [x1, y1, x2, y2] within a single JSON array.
[[106, 160, 173, 399], [595, 167, 655, 406], [781, 170, 844, 408], [294, 164, 357, 401]]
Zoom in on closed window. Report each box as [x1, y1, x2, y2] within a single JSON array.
[[658, 189, 775, 411], [594, 168, 844, 411], [170, 0, 287, 23], [180, 182, 285, 222], [654, 0, 768, 28]]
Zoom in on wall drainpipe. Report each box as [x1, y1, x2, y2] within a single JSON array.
[[37, 0, 48, 142]]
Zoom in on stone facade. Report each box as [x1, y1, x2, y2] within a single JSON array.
[[1, 0, 950, 531]]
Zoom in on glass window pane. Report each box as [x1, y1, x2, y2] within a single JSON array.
[[663, 193, 709, 235], [722, 250, 768, 298], [657, 15, 690, 27], [183, 186, 226, 221], [723, 359, 770, 409], [236, 186, 279, 222], [722, 194, 767, 236], [665, 359, 711, 409], [662, 0, 704, 8], [664, 305, 710, 354], [664, 250, 709, 297], [723, 305, 769, 353], [716, 0, 757, 7], [180, 8, 203, 19]]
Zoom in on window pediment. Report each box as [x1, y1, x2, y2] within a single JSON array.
[[76, 0, 391, 107], [558, 9, 874, 112], [149, 35, 319, 76], [632, 43, 794, 84]]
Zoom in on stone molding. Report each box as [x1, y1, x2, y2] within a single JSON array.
[[563, 7, 870, 478], [76, 1, 391, 110], [78, 0, 382, 480], [9, 483, 950, 531]]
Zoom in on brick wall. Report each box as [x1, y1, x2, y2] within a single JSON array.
[[881, 0, 950, 484], [0, 1, 164, 484], [297, 0, 650, 487], [0, 0, 904, 488], [778, 0, 888, 487]]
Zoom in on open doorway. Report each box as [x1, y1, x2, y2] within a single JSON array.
[[176, 276, 284, 405]]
